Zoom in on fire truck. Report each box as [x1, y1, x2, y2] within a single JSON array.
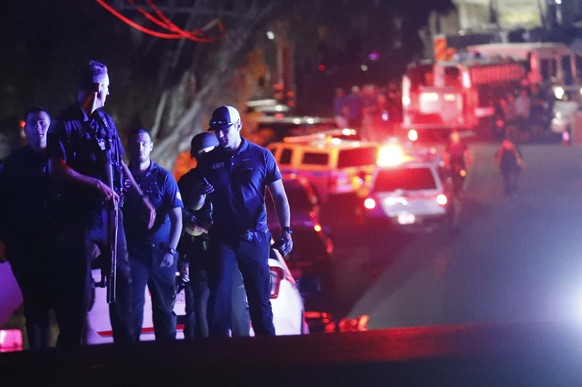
[[401, 42, 582, 138]]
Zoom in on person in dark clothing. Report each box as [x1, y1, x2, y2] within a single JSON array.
[[47, 60, 155, 346], [178, 132, 250, 338], [444, 130, 472, 196], [0, 108, 62, 349], [194, 105, 293, 337], [444, 130, 472, 171], [494, 139, 526, 197], [124, 128, 183, 341], [344, 86, 363, 132]]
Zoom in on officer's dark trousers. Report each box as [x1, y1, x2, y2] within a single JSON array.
[[207, 230, 275, 337], [58, 209, 134, 347], [9, 245, 59, 350], [182, 236, 250, 339], [128, 242, 177, 341]]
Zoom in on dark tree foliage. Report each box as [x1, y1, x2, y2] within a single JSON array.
[[283, 0, 456, 114], [0, 0, 455, 165]]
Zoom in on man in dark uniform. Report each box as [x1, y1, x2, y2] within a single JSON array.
[[47, 60, 155, 346], [177, 132, 250, 338], [0, 108, 61, 349], [124, 128, 182, 341], [194, 105, 293, 337]]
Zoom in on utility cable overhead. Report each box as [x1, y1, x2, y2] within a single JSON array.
[[96, 0, 225, 43]]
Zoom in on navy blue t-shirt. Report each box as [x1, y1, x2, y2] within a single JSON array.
[[0, 146, 54, 250], [197, 138, 281, 232], [123, 162, 183, 245], [47, 105, 125, 214]]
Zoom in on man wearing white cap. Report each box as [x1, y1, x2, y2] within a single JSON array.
[[194, 105, 293, 337]]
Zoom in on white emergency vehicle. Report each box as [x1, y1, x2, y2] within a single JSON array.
[[267, 134, 380, 203], [356, 143, 454, 233]]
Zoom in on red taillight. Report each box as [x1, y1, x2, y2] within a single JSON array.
[[270, 267, 284, 299], [436, 194, 448, 206], [364, 197, 376, 209], [328, 176, 337, 190], [0, 329, 23, 352]]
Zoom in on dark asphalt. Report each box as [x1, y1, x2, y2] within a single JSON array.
[[2, 321, 582, 386]]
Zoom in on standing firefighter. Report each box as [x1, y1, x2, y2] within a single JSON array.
[[47, 60, 155, 346]]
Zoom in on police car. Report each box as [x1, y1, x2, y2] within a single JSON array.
[[356, 143, 454, 232], [86, 246, 310, 343]]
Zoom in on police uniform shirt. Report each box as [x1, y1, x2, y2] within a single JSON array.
[[123, 161, 183, 245], [47, 105, 124, 211], [177, 168, 213, 227], [197, 137, 281, 232], [0, 146, 53, 253]]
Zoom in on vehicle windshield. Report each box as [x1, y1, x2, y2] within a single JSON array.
[[373, 167, 436, 191]]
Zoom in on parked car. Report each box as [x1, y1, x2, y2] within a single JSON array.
[[86, 247, 311, 343], [267, 177, 322, 229], [266, 177, 334, 303], [356, 146, 454, 233]]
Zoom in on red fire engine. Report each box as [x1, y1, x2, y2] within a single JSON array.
[[401, 57, 525, 136], [401, 42, 582, 138]]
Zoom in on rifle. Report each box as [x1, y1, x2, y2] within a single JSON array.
[[95, 110, 119, 304], [102, 150, 118, 303]]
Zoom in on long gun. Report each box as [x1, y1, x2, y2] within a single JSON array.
[[103, 150, 118, 304]]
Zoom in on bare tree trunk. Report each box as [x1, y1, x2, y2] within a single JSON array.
[[149, 0, 282, 171]]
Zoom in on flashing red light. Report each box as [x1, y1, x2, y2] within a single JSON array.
[[19, 120, 25, 129], [318, 64, 326, 72], [0, 329, 23, 352]]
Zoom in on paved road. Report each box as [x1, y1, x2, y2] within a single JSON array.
[[317, 141, 582, 329], [6, 141, 582, 386]]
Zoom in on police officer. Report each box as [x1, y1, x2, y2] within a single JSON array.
[[47, 60, 155, 346], [124, 128, 183, 341], [0, 108, 61, 349], [195, 105, 293, 337], [177, 132, 251, 338]]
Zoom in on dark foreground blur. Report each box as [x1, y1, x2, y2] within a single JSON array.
[[2, 321, 582, 386]]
